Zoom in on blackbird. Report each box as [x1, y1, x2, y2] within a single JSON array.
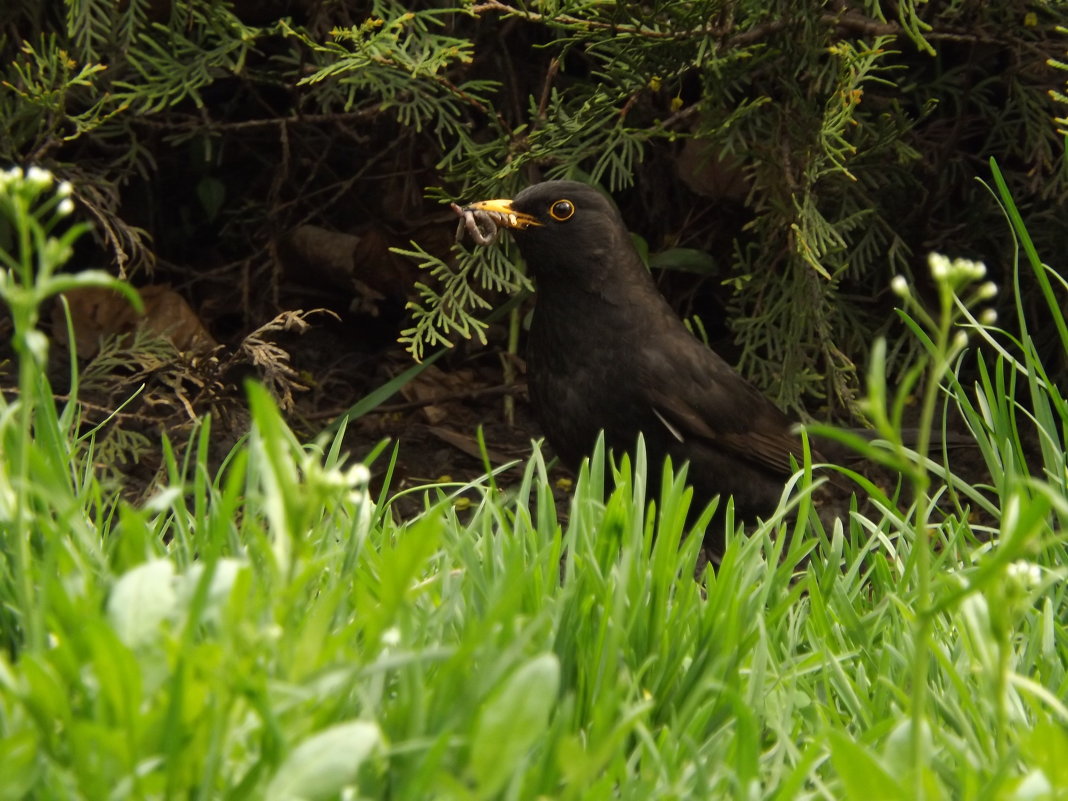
[[466, 180, 809, 530]]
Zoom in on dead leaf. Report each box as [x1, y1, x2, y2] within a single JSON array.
[[400, 364, 478, 425], [424, 425, 512, 466], [52, 285, 218, 359], [675, 138, 749, 201], [278, 223, 426, 314]]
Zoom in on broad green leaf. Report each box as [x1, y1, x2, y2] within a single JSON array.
[[196, 175, 226, 221], [177, 558, 244, 626], [1010, 770, 1053, 801], [469, 653, 560, 795], [648, 246, 718, 275], [0, 730, 39, 801], [266, 721, 382, 801], [107, 559, 177, 648], [1019, 718, 1068, 797], [828, 730, 907, 801]]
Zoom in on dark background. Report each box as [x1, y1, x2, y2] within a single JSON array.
[[2, 0, 1065, 501]]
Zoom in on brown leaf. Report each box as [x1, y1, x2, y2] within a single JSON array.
[[52, 285, 218, 359], [424, 425, 511, 466], [674, 138, 749, 201], [400, 364, 478, 425], [278, 224, 431, 314]]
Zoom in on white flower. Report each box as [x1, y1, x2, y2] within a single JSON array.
[[927, 252, 987, 286], [979, 309, 997, 326], [928, 252, 950, 280], [1006, 560, 1041, 588], [25, 165, 53, 188], [961, 260, 982, 281], [345, 464, 370, 487], [58, 198, 75, 216], [891, 275, 909, 297], [57, 180, 73, 197]]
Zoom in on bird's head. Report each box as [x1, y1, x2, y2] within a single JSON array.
[[464, 181, 637, 285]]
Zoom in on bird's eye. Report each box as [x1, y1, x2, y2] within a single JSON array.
[[549, 199, 575, 221]]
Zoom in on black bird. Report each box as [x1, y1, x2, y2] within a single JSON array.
[[466, 180, 808, 533]]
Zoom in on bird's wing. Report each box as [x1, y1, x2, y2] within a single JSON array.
[[640, 334, 803, 476], [648, 387, 801, 476]]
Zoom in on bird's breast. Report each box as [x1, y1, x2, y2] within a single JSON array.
[[526, 291, 662, 467]]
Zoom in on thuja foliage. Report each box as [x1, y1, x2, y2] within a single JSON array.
[[1, 1, 1066, 409]]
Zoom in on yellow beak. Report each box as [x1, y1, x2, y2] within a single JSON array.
[[464, 199, 542, 230]]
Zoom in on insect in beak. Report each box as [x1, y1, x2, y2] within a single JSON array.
[[451, 198, 542, 246]]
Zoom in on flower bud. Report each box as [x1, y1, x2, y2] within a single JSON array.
[[26, 165, 53, 188], [928, 252, 950, 280]]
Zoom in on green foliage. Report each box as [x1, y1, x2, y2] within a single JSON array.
[[396, 239, 531, 362], [287, 11, 498, 139]]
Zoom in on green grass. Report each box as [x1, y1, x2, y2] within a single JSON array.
[[2, 163, 1067, 800]]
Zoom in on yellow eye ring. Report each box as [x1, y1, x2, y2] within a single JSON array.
[[549, 199, 575, 221]]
